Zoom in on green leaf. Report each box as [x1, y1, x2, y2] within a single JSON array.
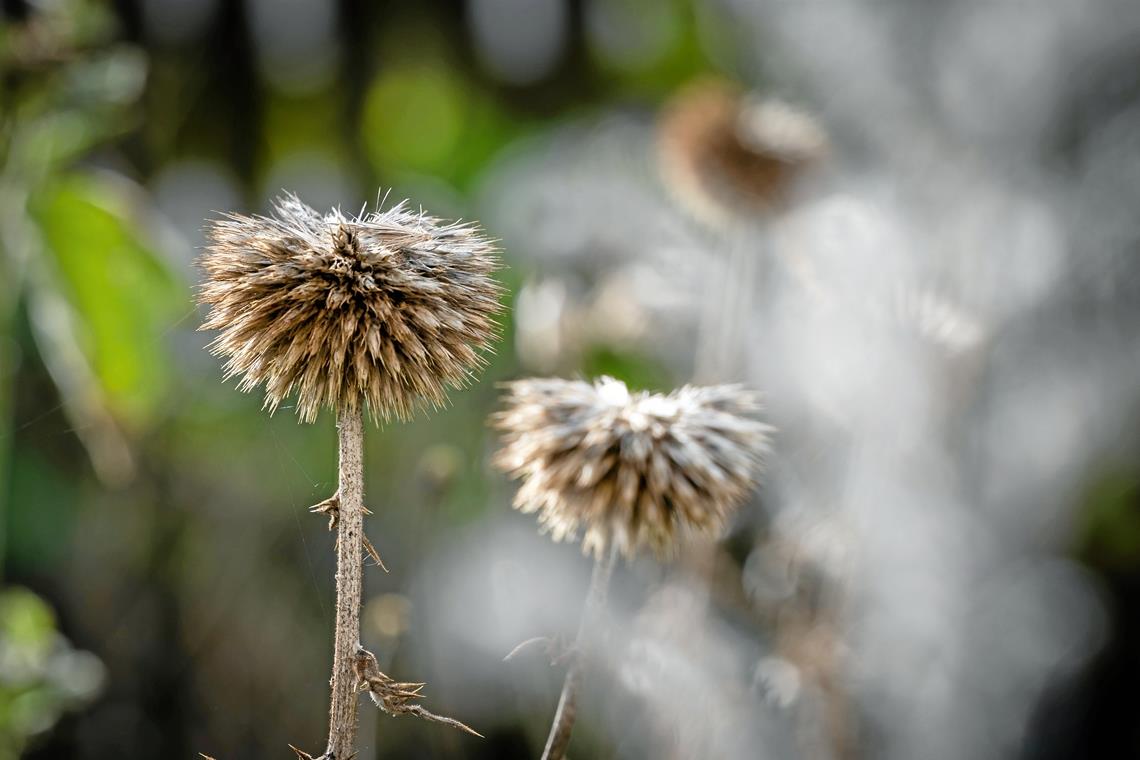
[[30, 173, 185, 427]]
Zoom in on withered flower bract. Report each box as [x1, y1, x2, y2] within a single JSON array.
[[493, 376, 771, 558], [198, 194, 503, 423]]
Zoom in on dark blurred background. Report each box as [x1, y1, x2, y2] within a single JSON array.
[[1, 0, 1139, 758]]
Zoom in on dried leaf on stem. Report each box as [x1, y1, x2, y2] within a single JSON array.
[[354, 648, 483, 739]]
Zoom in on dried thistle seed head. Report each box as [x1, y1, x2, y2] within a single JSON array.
[[198, 194, 503, 422], [492, 377, 771, 558], [658, 79, 828, 225]]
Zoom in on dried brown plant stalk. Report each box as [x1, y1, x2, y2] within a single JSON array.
[[198, 193, 500, 758], [324, 409, 365, 759]]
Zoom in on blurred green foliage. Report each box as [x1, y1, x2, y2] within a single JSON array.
[[0, 587, 103, 760], [1078, 470, 1140, 571], [31, 174, 181, 425], [0, 1, 164, 750], [1, 0, 173, 491]]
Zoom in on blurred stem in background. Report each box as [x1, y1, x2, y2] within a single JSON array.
[[540, 543, 617, 760]]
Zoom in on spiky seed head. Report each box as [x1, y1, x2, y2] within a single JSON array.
[[492, 377, 772, 558], [658, 79, 828, 225], [197, 194, 503, 423]]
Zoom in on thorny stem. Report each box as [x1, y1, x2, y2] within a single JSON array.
[[540, 544, 618, 760], [325, 407, 365, 760]]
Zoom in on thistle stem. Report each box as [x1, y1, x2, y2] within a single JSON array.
[[325, 407, 365, 759], [540, 544, 618, 760]]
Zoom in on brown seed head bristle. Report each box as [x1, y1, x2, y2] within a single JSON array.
[[658, 79, 828, 225], [197, 194, 504, 423], [492, 377, 772, 558]]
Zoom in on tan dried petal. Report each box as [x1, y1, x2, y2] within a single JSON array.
[[492, 377, 772, 558], [197, 194, 503, 422]]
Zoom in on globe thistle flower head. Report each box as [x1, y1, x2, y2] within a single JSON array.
[[198, 194, 504, 423], [658, 79, 828, 226], [492, 377, 772, 558]]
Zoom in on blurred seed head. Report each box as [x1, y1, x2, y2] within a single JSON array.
[[198, 193, 503, 422], [492, 376, 772, 558], [658, 79, 829, 226]]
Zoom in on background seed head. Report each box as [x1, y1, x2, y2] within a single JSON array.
[[492, 376, 772, 558], [658, 79, 829, 226], [198, 194, 504, 423]]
